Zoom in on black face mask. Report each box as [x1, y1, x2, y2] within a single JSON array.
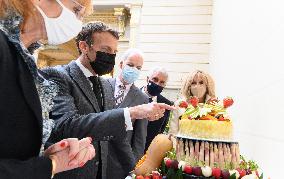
[[147, 80, 164, 96], [89, 51, 116, 76]]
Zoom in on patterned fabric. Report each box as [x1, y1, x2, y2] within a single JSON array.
[[0, 10, 58, 153], [27, 42, 41, 54], [115, 84, 126, 106]]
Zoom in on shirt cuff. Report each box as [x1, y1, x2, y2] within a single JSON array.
[[124, 108, 133, 131]]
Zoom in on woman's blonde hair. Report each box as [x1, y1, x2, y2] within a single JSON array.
[[0, 0, 35, 19], [181, 70, 216, 101]]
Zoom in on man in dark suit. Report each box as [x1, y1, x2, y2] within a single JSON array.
[[107, 48, 149, 178], [143, 67, 174, 151], [43, 22, 174, 179]]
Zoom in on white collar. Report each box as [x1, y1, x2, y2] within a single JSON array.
[[75, 59, 94, 78]]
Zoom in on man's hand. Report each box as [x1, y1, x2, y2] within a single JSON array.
[[44, 137, 96, 175], [129, 102, 175, 121]]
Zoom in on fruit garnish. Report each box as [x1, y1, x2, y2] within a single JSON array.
[[170, 160, 179, 170], [240, 155, 259, 172], [192, 166, 202, 176], [201, 166, 212, 177], [237, 168, 246, 178], [184, 165, 193, 174], [199, 114, 216, 120], [165, 159, 172, 168], [189, 96, 199, 108], [178, 101, 188, 108], [239, 155, 248, 170], [246, 169, 252, 175], [221, 169, 230, 179], [248, 160, 259, 171], [223, 97, 234, 108], [207, 97, 219, 105], [212, 167, 221, 179], [152, 171, 160, 176], [152, 175, 160, 179], [166, 148, 176, 160], [217, 116, 225, 121]]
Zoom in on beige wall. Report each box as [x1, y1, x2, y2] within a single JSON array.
[[136, 0, 213, 100]]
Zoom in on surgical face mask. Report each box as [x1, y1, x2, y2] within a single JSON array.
[[36, 0, 83, 45], [190, 85, 207, 99], [89, 51, 116, 76], [147, 81, 164, 96], [122, 65, 140, 84]]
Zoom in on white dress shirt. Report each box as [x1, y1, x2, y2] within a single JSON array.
[[75, 59, 133, 130]]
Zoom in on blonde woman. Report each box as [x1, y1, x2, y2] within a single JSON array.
[[0, 0, 95, 178], [169, 70, 216, 135]]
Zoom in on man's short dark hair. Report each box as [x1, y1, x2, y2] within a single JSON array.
[[76, 21, 119, 54]]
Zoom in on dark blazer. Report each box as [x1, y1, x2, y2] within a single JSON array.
[[43, 61, 133, 179], [106, 78, 149, 178], [145, 94, 173, 151], [0, 30, 52, 178]]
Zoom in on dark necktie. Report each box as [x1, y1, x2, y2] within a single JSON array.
[[149, 97, 153, 102], [88, 76, 103, 111], [88, 76, 103, 179]]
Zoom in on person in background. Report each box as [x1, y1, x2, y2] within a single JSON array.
[[180, 70, 215, 103], [107, 48, 148, 177], [43, 22, 175, 179], [0, 0, 95, 178], [143, 67, 173, 152], [169, 70, 216, 135]]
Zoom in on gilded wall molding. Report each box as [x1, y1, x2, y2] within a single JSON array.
[[92, 0, 143, 6], [84, 11, 117, 24]]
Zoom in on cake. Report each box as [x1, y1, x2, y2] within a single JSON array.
[[177, 97, 234, 141], [131, 97, 263, 179]]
